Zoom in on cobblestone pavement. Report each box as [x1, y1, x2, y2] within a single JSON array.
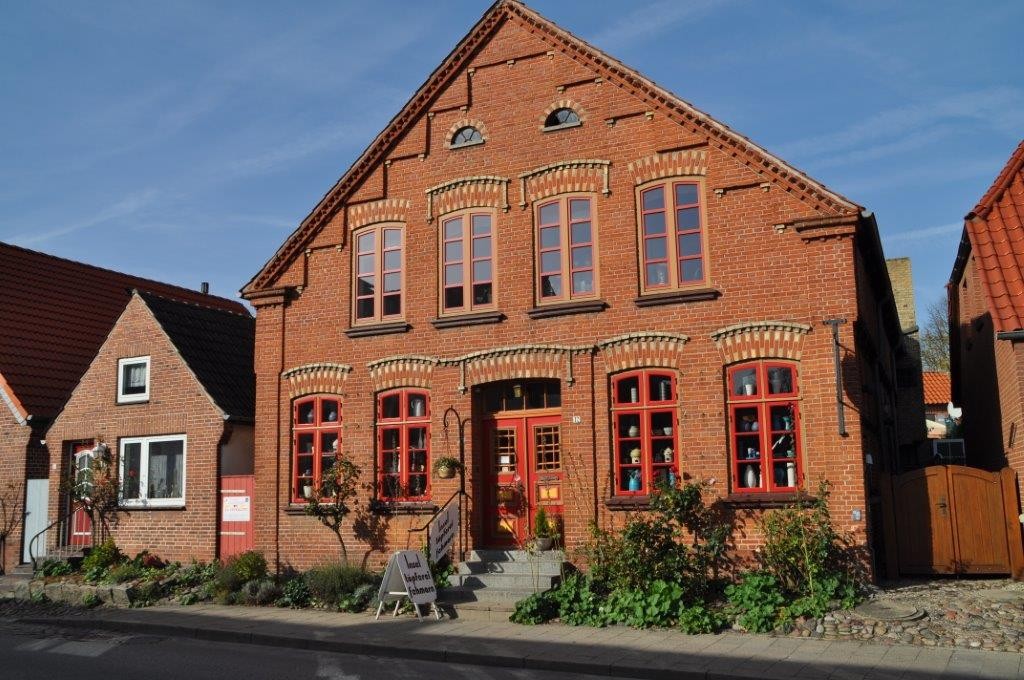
[[787, 579, 1024, 653]]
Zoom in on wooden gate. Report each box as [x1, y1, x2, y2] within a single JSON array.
[[883, 466, 1023, 578], [218, 475, 254, 559]]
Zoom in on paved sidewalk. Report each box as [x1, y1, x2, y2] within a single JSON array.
[[14, 603, 1024, 679]]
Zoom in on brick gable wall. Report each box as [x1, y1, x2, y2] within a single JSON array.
[[250, 16, 880, 574], [45, 296, 227, 563]]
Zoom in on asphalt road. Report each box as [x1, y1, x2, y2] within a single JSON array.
[[0, 618, 627, 680]]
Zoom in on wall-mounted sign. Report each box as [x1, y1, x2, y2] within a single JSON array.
[[428, 498, 459, 564], [375, 550, 440, 620], [222, 496, 251, 522]]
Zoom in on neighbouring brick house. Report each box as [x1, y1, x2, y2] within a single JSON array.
[[950, 139, 1024, 500], [243, 0, 906, 578], [43, 291, 255, 563], [885, 257, 928, 467], [923, 371, 952, 439], [0, 242, 247, 573]]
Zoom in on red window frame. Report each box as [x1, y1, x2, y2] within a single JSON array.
[[639, 180, 706, 292], [535, 195, 597, 303], [291, 395, 342, 503], [727, 361, 802, 493], [611, 369, 678, 496], [377, 389, 431, 501], [441, 211, 495, 314], [353, 224, 404, 324]]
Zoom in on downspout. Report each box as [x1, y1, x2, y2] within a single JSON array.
[[824, 318, 848, 436], [275, 302, 286, 575]]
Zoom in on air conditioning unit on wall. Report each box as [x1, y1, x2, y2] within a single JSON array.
[[933, 439, 966, 465]]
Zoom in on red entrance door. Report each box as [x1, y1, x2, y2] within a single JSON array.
[[483, 414, 563, 547], [219, 475, 254, 559], [68, 443, 93, 547]]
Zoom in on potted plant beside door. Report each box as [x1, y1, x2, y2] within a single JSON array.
[[532, 508, 556, 551], [432, 456, 462, 479]]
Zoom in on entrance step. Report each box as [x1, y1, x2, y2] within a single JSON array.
[[31, 545, 85, 569], [440, 549, 568, 619]]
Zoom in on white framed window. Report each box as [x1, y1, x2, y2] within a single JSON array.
[[117, 356, 151, 404], [119, 435, 186, 507]]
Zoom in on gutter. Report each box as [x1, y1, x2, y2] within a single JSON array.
[[997, 330, 1024, 341]]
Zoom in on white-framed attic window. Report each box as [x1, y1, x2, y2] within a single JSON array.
[[117, 356, 150, 404]]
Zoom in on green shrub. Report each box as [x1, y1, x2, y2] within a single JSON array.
[[81, 538, 122, 573], [175, 561, 219, 589], [725, 571, 786, 633], [129, 581, 163, 608], [241, 579, 282, 606], [677, 605, 723, 634], [533, 508, 554, 539], [38, 559, 73, 577], [217, 551, 268, 594], [81, 591, 102, 608], [83, 565, 109, 583], [339, 583, 375, 612], [604, 580, 686, 629], [510, 591, 558, 625], [304, 563, 374, 605], [553, 573, 608, 627], [106, 562, 145, 584], [276, 577, 311, 608]]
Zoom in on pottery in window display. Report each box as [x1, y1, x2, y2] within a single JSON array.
[[304, 410, 315, 423], [629, 386, 639, 403], [325, 409, 337, 422], [663, 425, 673, 435], [627, 469, 642, 491], [627, 425, 640, 437], [629, 447, 641, 464], [786, 462, 797, 487], [657, 380, 671, 401], [662, 447, 673, 462], [743, 464, 759, 488]]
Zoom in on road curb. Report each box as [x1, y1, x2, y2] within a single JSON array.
[[18, 615, 732, 679]]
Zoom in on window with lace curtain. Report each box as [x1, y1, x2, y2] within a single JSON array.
[[119, 434, 186, 507], [117, 356, 150, 404]]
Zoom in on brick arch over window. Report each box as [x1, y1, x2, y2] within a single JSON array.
[[346, 198, 411, 232], [282, 363, 352, 399], [518, 159, 611, 208], [366, 355, 438, 392], [464, 346, 571, 387], [444, 118, 489, 149], [425, 175, 510, 221], [540, 99, 588, 128], [627, 150, 708, 186], [710, 321, 812, 364], [596, 332, 690, 373]]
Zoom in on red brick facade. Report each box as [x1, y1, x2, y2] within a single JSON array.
[[244, 1, 901, 576], [44, 295, 245, 563]]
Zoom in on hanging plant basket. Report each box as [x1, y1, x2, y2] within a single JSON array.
[[432, 456, 462, 479]]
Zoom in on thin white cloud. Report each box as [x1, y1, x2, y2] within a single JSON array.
[[9, 189, 158, 246], [589, 0, 734, 51], [884, 222, 961, 244], [835, 156, 1002, 196], [778, 87, 1024, 161], [808, 126, 955, 170]]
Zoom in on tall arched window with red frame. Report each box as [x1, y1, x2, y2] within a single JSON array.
[[377, 388, 430, 501], [727, 361, 802, 493], [611, 369, 678, 496], [292, 395, 342, 503]]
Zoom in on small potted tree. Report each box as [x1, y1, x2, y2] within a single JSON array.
[[532, 508, 556, 551], [432, 456, 462, 479]]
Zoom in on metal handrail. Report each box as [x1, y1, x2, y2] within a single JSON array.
[[407, 489, 469, 563], [27, 503, 82, 568]]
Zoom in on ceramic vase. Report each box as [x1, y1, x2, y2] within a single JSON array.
[[786, 462, 797, 487], [743, 465, 758, 488], [630, 447, 641, 464]]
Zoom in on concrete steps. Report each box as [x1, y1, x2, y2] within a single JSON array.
[[439, 549, 567, 619]]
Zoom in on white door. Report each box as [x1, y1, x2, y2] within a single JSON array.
[[22, 479, 49, 563]]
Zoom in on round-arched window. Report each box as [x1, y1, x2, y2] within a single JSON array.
[[544, 108, 580, 128], [451, 126, 483, 147]]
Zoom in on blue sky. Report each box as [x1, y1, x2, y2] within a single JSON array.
[[2, 1, 1021, 319]]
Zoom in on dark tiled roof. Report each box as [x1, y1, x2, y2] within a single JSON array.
[[922, 371, 951, 407], [0, 242, 247, 418], [138, 291, 255, 421], [961, 140, 1024, 333]]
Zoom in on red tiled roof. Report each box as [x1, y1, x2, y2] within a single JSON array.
[[962, 140, 1024, 333], [922, 371, 951, 407], [0, 242, 247, 419]]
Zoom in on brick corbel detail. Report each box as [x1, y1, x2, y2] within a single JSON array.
[[627, 150, 708, 186], [444, 118, 489, 149], [519, 159, 611, 207], [282, 362, 353, 399], [426, 176, 510, 222], [366, 355, 439, 391], [540, 98, 589, 127], [347, 198, 411, 231], [710, 321, 812, 364], [788, 214, 859, 242], [596, 332, 690, 372]]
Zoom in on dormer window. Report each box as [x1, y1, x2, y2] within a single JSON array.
[[450, 126, 483, 148], [543, 108, 580, 130], [117, 356, 150, 404]]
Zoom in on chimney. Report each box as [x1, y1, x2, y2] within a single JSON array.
[[200, 282, 209, 295]]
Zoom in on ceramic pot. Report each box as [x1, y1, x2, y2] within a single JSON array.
[[663, 426, 673, 435], [629, 448, 641, 464], [534, 537, 554, 551], [303, 485, 313, 499], [627, 425, 640, 437], [627, 471, 642, 491], [662, 447, 673, 462], [743, 383, 755, 396], [743, 465, 758, 488], [786, 462, 797, 487]]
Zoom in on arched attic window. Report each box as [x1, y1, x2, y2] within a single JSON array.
[[450, 126, 483, 148], [544, 108, 580, 129]]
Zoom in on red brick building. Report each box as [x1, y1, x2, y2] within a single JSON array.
[[950, 140, 1024, 500], [43, 291, 255, 563], [0, 242, 246, 573], [243, 0, 905, 577]]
